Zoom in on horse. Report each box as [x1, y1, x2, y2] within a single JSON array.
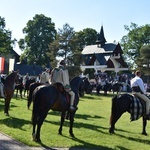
[[109, 93, 149, 135], [24, 77, 36, 97], [27, 77, 92, 109], [2, 70, 19, 115], [78, 77, 93, 97], [30, 76, 87, 142]]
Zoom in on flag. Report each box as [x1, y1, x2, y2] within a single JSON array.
[[0, 57, 5, 72], [9, 58, 15, 72]]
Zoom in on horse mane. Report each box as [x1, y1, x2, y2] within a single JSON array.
[[70, 76, 81, 85], [5, 71, 18, 82]]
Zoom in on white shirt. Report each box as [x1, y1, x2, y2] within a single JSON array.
[[130, 76, 146, 94]]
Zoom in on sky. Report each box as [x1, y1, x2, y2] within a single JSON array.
[[1, 0, 150, 55]]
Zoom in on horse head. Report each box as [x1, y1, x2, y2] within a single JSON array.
[[70, 76, 85, 97], [82, 77, 93, 94]]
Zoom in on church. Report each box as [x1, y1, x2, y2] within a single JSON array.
[[80, 26, 128, 74]]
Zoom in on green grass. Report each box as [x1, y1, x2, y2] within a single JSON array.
[[0, 92, 150, 150]]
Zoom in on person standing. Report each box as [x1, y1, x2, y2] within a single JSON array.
[[23, 73, 30, 88], [131, 70, 150, 119], [50, 60, 76, 111]]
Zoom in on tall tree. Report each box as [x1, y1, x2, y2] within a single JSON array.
[[0, 16, 15, 55], [136, 45, 150, 73], [74, 28, 97, 51], [18, 14, 57, 67], [57, 23, 75, 59], [136, 45, 150, 84], [121, 23, 150, 69]]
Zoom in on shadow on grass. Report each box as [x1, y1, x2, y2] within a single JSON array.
[[40, 135, 114, 150], [0, 116, 30, 131], [113, 132, 150, 145], [0, 100, 18, 113], [48, 111, 102, 120]]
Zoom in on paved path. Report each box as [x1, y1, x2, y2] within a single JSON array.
[[0, 132, 90, 150]]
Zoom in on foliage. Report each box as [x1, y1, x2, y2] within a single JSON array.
[[136, 45, 150, 84], [1, 93, 150, 149], [0, 16, 15, 55], [50, 23, 83, 75], [121, 23, 150, 69], [18, 14, 57, 67], [73, 28, 97, 51]]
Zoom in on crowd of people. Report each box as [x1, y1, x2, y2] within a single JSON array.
[[94, 72, 131, 92]]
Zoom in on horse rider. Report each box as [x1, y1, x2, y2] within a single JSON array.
[[50, 60, 76, 111], [40, 68, 50, 84], [0, 71, 5, 98], [131, 70, 150, 120]]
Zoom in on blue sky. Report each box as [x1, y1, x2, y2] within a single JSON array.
[[1, 0, 150, 55]]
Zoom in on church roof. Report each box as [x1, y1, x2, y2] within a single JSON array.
[[81, 26, 128, 72], [96, 26, 106, 45], [82, 43, 117, 55]]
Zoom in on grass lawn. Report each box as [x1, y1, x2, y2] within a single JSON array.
[[0, 92, 150, 150]]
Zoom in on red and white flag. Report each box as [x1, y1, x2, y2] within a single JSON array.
[[0, 57, 5, 72]]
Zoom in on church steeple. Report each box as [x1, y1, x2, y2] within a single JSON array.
[[96, 26, 106, 46]]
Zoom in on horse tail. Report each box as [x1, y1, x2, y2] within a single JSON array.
[[27, 83, 41, 109], [110, 95, 117, 125], [31, 88, 40, 125]]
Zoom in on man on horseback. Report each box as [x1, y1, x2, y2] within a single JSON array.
[[40, 68, 50, 84], [131, 70, 150, 120], [50, 60, 76, 111], [0, 71, 5, 98]]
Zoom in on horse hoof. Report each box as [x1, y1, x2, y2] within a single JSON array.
[[142, 132, 148, 136], [4, 113, 9, 116], [36, 139, 41, 143], [70, 133, 75, 138]]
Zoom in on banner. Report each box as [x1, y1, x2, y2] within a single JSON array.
[[9, 58, 15, 72], [0, 57, 5, 72]]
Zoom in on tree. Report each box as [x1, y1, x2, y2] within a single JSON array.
[[136, 45, 150, 84], [120, 23, 150, 69], [73, 28, 97, 51], [0, 16, 15, 55], [55, 23, 81, 77], [18, 14, 57, 67], [57, 23, 75, 59]]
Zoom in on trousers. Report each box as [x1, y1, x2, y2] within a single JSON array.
[[134, 92, 150, 114]]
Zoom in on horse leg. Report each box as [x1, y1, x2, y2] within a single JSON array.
[[24, 89, 26, 97], [20, 88, 23, 98], [32, 122, 37, 141], [109, 113, 123, 134], [35, 110, 49, 142], [16, 89, 18, 98], [4, 97, 11, 116], [142, 117, 148, 135], [69, 113, 75, 137], [58, 112, 66, 135]]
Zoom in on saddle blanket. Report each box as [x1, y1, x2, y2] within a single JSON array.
[[130, 96, 144, 121]]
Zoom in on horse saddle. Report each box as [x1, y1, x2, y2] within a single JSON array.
[[129, 94, 145, 121], [53, 83, 70, 103]]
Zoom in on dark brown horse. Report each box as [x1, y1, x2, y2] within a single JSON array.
[[109, 93, 148, 135], [30, 76, 87, 142], [2, 70, 19, 115], [27, 77, 92, 109]]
